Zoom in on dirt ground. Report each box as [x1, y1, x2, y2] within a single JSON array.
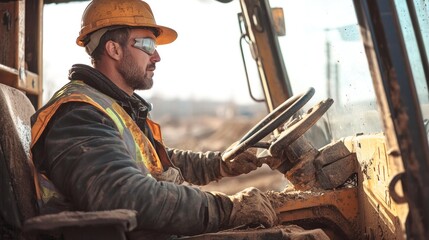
[[159, 115, 290, 195]]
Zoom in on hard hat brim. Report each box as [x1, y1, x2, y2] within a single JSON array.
[[154, 25, 178, 45]]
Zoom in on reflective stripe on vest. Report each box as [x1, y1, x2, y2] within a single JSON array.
[[31, 80, 165, 200]]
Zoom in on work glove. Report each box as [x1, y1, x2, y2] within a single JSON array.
[[225, 187, 278, 228], [220, 143, 263, 177]]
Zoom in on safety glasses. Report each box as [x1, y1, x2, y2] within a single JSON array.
[[133, 38, 157, 55]]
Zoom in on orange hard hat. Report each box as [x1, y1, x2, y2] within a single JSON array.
[[76, 0, 177, 47]]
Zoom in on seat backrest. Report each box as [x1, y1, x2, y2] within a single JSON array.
[[0, 83, 38, 239]]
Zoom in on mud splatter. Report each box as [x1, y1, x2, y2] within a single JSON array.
[[265, 187, 327, 209]]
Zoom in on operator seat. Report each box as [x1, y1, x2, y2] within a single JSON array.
[[0, 83, 38, 239], [0, 83, 137, 240]]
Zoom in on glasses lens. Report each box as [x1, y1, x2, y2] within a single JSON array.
[[133, 38, 156, 55]]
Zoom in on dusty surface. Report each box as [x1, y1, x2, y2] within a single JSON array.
[[179, 224, 330, 239], [265, 187, 327, 209]]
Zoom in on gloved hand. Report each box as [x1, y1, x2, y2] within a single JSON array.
[[226, 187, 278, 228], [220, 143, 262, 177]]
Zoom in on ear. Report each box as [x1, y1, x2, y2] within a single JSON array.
[[105, 41, 123, 61]]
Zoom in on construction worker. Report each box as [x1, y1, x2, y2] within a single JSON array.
[[30, 0, 278, 238]]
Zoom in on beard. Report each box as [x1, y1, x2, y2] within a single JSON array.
[[118, 48, 154, 90]]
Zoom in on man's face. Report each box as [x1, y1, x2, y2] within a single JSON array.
[[118, 29, 160, 91]]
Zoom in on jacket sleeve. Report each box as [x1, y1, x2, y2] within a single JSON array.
[[166, 148, 223, 185], [31, 102, 231, 235]]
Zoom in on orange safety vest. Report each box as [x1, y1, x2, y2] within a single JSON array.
[[31, 80, 173, 202]]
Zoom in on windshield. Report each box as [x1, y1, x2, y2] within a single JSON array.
[[394, 0, 429, 120], [270, 0, 383, 143]]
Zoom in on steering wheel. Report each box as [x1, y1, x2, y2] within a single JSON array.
[[268, 98, 333, 157], [222, 87, 315, 161]]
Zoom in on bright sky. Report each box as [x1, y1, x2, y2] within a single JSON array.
[[43, 0, 256, 104]]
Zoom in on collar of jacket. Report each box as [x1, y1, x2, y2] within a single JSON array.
[[68, 64, 152, 123]]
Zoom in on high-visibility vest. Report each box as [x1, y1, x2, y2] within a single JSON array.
[[31, 80, 171, 202]]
